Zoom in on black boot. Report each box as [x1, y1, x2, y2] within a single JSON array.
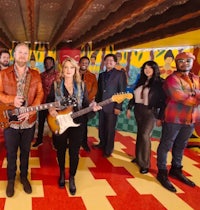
[[32, 139, 43, 147], [20, 177, 32, 194], [157, 169, 177, 192], [169, 166, 195, 187], [58, 169, 65, 188], [69, 176, 76, 195], [82, 143, 91, 152], [6, 180, 15, 197]]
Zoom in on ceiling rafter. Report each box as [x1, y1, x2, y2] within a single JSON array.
[[18, 0, 29, 41], [27, 0, 35, 48], [71, 0, 188, 49], [50, 0, 93, 49], [115, 15, 200, 50], [93, 0, 199, 50], [0, 0, 199, 51], [71, 0, 165, 48], [0, 28, 12, 49], [93, 0, 189, 43]]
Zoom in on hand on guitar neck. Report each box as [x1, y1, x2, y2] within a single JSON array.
[[12, 95, 29, 123], [14, 95, 25, 108]]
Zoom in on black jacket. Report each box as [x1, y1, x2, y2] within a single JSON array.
[[95, 68, 127, 113], [127, 78, 166, 119]]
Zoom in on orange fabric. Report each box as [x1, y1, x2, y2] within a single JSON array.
[[0, 65, 44, 124], [175, 52, 195, 61], [83, 70, 97, 102]]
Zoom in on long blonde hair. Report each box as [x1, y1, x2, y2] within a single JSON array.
[[61, 57, 81, 84], [61, 57, 83, 108]]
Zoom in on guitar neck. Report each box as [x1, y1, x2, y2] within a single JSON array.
[[71, 98, 113, 119], [19, 101, 60, 114]]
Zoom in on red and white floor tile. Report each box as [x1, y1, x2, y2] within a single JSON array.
[[0, 127, 199, 210]]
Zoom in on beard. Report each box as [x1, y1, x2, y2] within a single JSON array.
[[45, 65, 54, 72], [0, 61, 9, 67], [15, 60, 27, 67]]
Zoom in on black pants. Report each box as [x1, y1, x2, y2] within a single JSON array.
[[53, 125, 83, 177], [134, 104, 155, 168], [99, 110, 117, 155], [4, 126, 35, 180], [81, 116, 88, 146], [37, 110, 48, 142]]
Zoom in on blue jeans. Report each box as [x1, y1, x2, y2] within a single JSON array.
[[157, 122, 194, 170]]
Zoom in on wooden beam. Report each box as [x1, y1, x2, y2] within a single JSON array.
[[92, 0, 199, 50], [0, 28, 12, 49], [50, 0, 93, 49], [27, 0, 35, 49], [72, 0, 170, 48], [115, 16, 200, 50]]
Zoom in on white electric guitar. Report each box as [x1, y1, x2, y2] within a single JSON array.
[[47, 92, 133, 135]]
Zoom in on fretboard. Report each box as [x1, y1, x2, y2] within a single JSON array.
[[71, 98, 113, 119], [18, 101, 60, 114]]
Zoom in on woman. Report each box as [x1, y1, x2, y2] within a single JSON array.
[[126, 61, 166, 174], [47, 57, 100, 195]]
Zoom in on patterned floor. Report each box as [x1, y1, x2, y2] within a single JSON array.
[[0, 127, 199, 210]]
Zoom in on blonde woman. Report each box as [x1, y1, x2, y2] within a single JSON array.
[[47, 57, 100, 195]]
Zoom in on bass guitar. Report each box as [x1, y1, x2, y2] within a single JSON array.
[[0, 96, 74, 128], [47, 92, 133, 135]]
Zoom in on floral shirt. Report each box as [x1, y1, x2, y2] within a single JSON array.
[[41, 70, 59, 103]]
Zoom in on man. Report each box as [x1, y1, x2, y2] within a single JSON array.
[[115, 52, 125, 71], [157, 52, 199, 192], [79, 56, 97, 152], [0, 49, 10, 70], [33, 56, 59, 147], [0, 43, 44, 197], [94, 54, 127, 157], [29, 51, 40, 72]]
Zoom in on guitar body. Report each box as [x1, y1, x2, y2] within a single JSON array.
[[47, 106, 80, 135], [47, 93, 133, 135], [0, 103, 19, 128], [0, 97, 74, 129]]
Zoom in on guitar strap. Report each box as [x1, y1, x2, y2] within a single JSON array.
[[23, 72, 31, 106]]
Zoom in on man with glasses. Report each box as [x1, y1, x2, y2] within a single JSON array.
[[156, 52, 199, 192], [93, 54, 127, 157]]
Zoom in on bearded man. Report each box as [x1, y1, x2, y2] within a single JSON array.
[[157, 52, 199, 192], [0, 49, 10, 70], [0, 43, 43, 197]]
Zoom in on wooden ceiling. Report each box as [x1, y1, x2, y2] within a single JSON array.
[[0, 0, 199, 51]]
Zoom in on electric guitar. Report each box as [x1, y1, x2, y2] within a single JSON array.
[[47, 92, 133, 135], [0, 96, 74, 129]]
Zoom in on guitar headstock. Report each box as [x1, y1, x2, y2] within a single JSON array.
[[60, 96, 77, 107], [111, 92, 133, 103]]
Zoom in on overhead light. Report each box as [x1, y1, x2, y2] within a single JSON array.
[[65, 40, 72, 43]]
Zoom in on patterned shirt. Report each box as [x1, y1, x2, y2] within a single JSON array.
[[164, 71, 200, 124], [41, 70, 59, 103]]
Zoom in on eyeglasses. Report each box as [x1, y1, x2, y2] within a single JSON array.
[[176, 59, 193, 64]]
